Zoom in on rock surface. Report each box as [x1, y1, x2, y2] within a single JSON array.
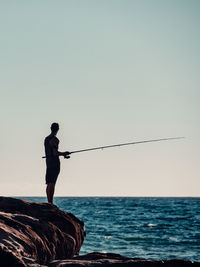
[[49, 252, 200, 267], [0, 197, 85, 267]]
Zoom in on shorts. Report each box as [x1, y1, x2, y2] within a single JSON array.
[[45, 166, 60, 184]]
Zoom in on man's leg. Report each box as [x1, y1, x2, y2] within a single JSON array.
[[46, 183, 55, 204]]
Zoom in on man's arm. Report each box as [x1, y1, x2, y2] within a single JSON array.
[[50, 138, 70, 158]]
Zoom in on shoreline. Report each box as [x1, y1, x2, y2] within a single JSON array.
[[0, 197, 199, 266]]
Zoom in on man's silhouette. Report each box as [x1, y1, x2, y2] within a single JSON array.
[[44, 123, 70, 204]]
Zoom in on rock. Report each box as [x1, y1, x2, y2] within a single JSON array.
[[48, 252, 200, 267], [0, 197, 85, 267]]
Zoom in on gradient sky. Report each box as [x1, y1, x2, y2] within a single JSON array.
[[0, 0, 199, 196]]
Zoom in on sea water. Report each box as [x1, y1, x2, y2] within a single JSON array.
[[22, 197, 200, 261]]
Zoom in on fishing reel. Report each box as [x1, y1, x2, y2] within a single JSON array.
[[64, 152, 71, 159]]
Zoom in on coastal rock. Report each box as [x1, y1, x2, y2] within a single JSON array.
[[49, 252, 200, 267], [0, 197, 85, 267]]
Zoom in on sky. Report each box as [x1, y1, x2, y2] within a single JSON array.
[[0, 0, 199, 197]]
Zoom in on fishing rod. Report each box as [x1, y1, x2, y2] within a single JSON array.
[[42, 137, 184, 158]]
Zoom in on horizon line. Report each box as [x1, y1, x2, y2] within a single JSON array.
[[5, 195, 200, 198]]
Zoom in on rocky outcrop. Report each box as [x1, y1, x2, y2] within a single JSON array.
[[49, 252, 200, 266], [0, 197, 85, 267]]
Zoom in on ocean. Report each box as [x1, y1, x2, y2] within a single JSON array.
[[22, 197, 200, 262]]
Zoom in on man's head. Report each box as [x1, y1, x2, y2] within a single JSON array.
[[51, 122, 59, 134]]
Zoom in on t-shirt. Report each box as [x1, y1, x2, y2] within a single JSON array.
[[44, 134, 60, 168]]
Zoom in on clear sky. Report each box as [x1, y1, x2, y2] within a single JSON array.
[[0, 0, 199, 197]]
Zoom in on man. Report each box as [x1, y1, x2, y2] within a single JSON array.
[[44, 122, 70, 204]]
